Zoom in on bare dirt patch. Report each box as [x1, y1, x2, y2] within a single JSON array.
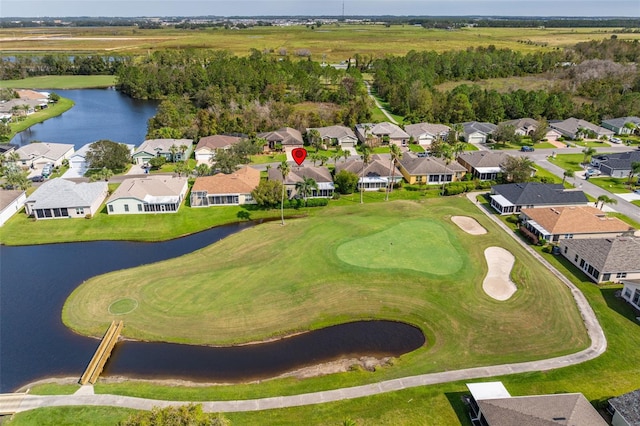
[[451, 216, 487, 235], [483, 247, 517, 301]]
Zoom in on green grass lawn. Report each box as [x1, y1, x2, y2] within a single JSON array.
[[532, 164, 568, 186], [0, 75, 117, 89], [1, 97, 74, 142], [572, 140, 611, 148], [548, 153, 588, 172], [490, 140, 557, 150], [249, 153, 286, 164], [6, 406, 136, 426], [587, 176, 638, 194]]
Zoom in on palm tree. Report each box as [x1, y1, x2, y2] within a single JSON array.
[[359, 145, 371, 204], [385, 143, 402, 201], [309, 152, 321, 166], [562, 170, 574, 185], [331, 149, 343, 167], [295, 176, 318, 206], [627, 161, 640, 186], [581, 147, 596, 166], [179, 144, 189, 161], [307, 129, 322, 153], [169, 144, 179, 162], [597, 195, 618, 210], [439, 144, 455, 196], [278, 160, 290, 225]]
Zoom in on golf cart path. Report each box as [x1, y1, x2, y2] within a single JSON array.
[[3, 193, 606, 414]]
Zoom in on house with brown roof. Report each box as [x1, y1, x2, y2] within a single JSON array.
[[549, 117, 614, 140], [403, 122, 450, 148], [559, 236, 640, 283], [397, 154, 466, 185], [519, 206, 635, 243], [500, 118, 562, 141], [267, 164, 334, 198], [466, 382, 606, 426], [194, 135, 243, 164], [14, 142, 74, 169], [106, 175, 188, 214], [191, 166, 260, 207], [456, 151, 512, 181], [258, 127, 303, 151], [335, 154, 402, 191]]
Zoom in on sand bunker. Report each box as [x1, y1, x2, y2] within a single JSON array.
[[483, 247, 517, 301], [451, 216, 487, 235]]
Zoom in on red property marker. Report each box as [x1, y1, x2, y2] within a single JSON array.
[[292, 148, 307, 166]]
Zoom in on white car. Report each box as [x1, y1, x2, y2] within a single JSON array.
[[610, 137, 622, 144]]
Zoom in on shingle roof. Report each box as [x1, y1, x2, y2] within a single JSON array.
[[403, 122, 451, 138], [593, 151, 640, 171], [268, 165, 333, 184], [0, 190, 25, 211], [457, 151, 511, 169], [550, 117, 613, 137], [15, 142, 74, 162], [108, 176, 188, 204], [500, 118, 539, 130], [521, 206, 633, 235], [192, 166, 260, 194], [196, 135, 242, 151], [609, 389, 640, 426], [335, 156, 400, 178], [399, 155, 466, 175], [492, 182, 588, 206], [134, 139, 193, 155], [308, 125, 357, 140], [477, 394, 607, 426], [26, 178, 107, 209], [71, 142, 134, 160], [258, 127, 303, 146], [462, 121, 497, 135], [601, 116, 640, 129], [560, 236, 640, 272], [368, 122, 409, 139]]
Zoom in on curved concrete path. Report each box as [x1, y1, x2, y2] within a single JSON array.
[[3, 193, 607, 414]]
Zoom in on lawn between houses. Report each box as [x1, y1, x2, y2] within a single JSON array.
[[61, 199, 588, 396]]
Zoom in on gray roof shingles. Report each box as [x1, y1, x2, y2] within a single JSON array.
[[594, 151, 640, 171], [492, 182, 588, 206], [26, 178, 107, 209], [609, 389, 640, 425], [561, 237, 640, 272]]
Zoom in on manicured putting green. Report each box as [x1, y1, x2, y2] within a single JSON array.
[[108, 298, 138, 315], [336, 219, 463, 275]]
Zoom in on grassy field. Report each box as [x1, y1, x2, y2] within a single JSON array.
[[0, 75, 116, 89], [0, 96, 74, 142], [588, 176, 638, 194], [435, 74, 558, 93], [2, 26, 639, 60], [548, 153, 589, 172]]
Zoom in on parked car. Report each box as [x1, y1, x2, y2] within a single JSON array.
[[41, 163, 53, 177], [29, 175, 45, 182], [586, 168, 602, 176], [520, 146, 535, 152], [416, 152, 430, 158], [634, 189, 640, 195], [610, 137, 622, 144]]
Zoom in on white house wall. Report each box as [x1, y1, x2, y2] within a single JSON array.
[[0, 192, 26, 226], [107, 197, 148, 214]]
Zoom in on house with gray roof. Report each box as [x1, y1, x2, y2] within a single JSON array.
[[601, 116, 640, 135], [66, 142, 134, 178], [132, 139, 193, 165], [14, 142, 74, 169], [355, 122, 410, 148], [620, 280, 640, 313], [590, 151, 640, 178], [335, 154, 402, 191], [466, 381, 606, 426], [106, 175, 188, 214], [258, 127, 303, 151], [461, 121, 497, 144], [403, 122, 450, 147], [500, 117, 562, 141], [268, 164, 334, 198], [609, 388, 640, 426], [307, 125, 358, 151], [24, 178, 108, 220], [456, 151, 512, 181], [0, 189, 26, 226], [398, 154, 466, 185], [490, 182, 588, 215], [549, 117, 614, 140], [559, 236, 640, 283]]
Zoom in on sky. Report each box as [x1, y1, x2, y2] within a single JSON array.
[[2, 1, 639, 18]]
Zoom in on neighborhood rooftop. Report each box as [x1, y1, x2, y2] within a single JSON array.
[[25, 179, 107, 209], [492, 182, 588, 206], [520, 206, 634, 235], [192, 166, 260, 194], [561, 237, 640, 273]]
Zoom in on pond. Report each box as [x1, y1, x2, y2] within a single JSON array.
[[0, 223, 424, 392]]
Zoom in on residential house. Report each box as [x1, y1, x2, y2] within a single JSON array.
[[490, 182, 588, 215], [0, 190, 26, 226], [519, 206, 634, 244], [307, 125, 358, 151], [132, 139, 193, 165], [601, 116, 640, 135], [0, 98, 45, 118], [590, 151, 640, 178], [403, 122, 450, 148], [398, 154, 466, 185], [500, 117, 562, 141], [24, 178, 108, 220], [355, 122, 410, 147], [194, 134, 243, 164], [0, 143, 17, 157], [268, 164, 334, 199], [258, 127, 303, 151], [335, 154, 402, 191], [106, 175, 188, 214], [559, 236, 640, 283], [456, 151, 511, 181], [15, 89, 49, 102], [14, 142, 74, 169], [549, 117, 614, 140], [608, 388, 640, 426], [191, 166, 260, 207], [466, 381, 606, 426], [620, 281, 640, 313], [461, 121, 497, 144], [68, 142, 134, 175]]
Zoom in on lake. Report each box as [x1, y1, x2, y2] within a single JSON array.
[[10, 89, 158, 150]]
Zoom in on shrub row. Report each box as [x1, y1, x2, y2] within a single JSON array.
[[443, 180, 494, 196]]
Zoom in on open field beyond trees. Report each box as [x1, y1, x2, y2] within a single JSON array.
[[63, 199, 588, 391], [2, 26, 640, 60], [0, 75, 116, 89]]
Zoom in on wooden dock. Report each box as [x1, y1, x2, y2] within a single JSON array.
[[79, 320, 123, 385]]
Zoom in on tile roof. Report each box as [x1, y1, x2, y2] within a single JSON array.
[[457, 151, 511, 169], [399, 155, 466, 175], [477, 394, 607, 426], [15, 142, 74, 162], [492, 182, 588, 206], [560, 236, 640, 272], [268, 164, 333, 184], [609, 389, 640, 426], [335, 156, 400, 178], [258, 127, 303, 146], [403, 122, 451, 138], [26, 178, 107, 209], [196, 135, 242, 151], [520, 206, 634, 235], [308, 125, 357, 140], [593, 151, 640, 171], [192, 166, 260, 194], [108, 175, 188, 204], [134, 139, 193, 155]]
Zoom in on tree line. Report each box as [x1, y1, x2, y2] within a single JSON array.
[[0, 54, 126, 80]]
